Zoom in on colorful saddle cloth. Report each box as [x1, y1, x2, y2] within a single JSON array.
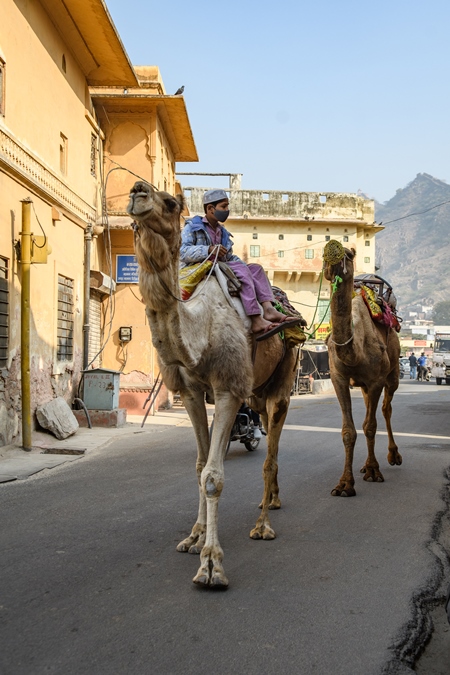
[[179, 261, 213, 300], [358, 285, 401, 332]]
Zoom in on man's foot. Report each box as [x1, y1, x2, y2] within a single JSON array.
[[250, 315, 280, 334]]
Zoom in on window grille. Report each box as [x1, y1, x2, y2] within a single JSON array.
[[252, 233, 258, 239], [90, 134, 97, 177], [343, 236, 349, 242], [0, 257, 9, 368], [325, 235, 330, 241], [365, 240, 370, 246], [307, 234, 312, 241], [305, 249, 314, 259], [364, 257, 370, 263], [250, 245, 260, 257], [0, 59, 5, 116], [278, 251, 284, 258], [57, 275, 74, 361]]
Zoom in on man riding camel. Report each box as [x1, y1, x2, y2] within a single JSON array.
[[180, 189, 301, 340]]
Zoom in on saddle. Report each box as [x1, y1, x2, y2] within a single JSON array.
[[354, 275, 401, 332]]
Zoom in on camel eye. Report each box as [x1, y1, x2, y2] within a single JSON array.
[[163, 198, 178, 212]]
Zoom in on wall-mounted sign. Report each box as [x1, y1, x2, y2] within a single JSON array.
[[116, 255, 139, 284]]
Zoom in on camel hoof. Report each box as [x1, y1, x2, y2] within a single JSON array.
[[388, 452, 402, 466], [331, 486, 356, 497], [249, 524, 276, 540], [268, 498, 281, 510], [176, 542, 190, 552], [188, 544, 202, 555], [193, 566, 229, 589]]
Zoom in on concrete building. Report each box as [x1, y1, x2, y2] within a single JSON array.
[[183, 177, 381, 337], [0, 0, 197, 445]]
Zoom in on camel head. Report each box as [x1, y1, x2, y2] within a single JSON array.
[[323, 240, 356, 285], [127, 181, 184, 237]]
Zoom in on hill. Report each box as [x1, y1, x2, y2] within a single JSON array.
[[374, 173, 450, 315]]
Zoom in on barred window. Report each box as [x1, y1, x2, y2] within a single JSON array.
[[57, 275, 74, 361], [0, 256, 9, 368], [364, 257, 370, 263], [343, 236, 349, 242], [250, 245, 260, 257], [325, 235, 330, 241], [252, 233, 258, 239], [305, 249, 314, 259], [0, 59, 5, 116], [278, 234, 284, 240], [278, 251, 284, 258], [90, 133, 97, 177], [307, 234, 312, 241], [365, 240, 370, 246]]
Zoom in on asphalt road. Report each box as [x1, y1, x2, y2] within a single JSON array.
[[1, 381, 450, 675]]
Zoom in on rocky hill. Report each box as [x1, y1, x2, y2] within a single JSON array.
[[374, 173, 450, 315]]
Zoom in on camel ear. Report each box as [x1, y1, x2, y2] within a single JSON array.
[[163, 194, 184, 213], [350, 247, 356, 258]]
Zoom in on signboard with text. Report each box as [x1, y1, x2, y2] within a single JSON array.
[[116, 255, 139, 284]]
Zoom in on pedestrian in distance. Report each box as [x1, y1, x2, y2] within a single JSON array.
[[417, 352, 427, 381], [408, 352, 418, 379]]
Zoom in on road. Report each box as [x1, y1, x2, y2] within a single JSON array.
[[1, 381, 449, 675]]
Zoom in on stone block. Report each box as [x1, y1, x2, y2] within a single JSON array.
[[36, 397, 79, 440], [72, 408, 127, 428]]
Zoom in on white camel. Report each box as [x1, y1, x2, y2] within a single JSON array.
[[127, 181, 303, 588]]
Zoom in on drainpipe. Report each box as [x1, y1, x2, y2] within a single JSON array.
[[83, 224, 92, 370], [20, 198, 32, 451]]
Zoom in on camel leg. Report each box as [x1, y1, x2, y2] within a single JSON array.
[[250, 395, 290, 540], [359, 386, 384, 483], [192, 391, 241, 588], [176, 389, 210, 555], [382, 380, 402, 466], [332, 378, 357, 497]]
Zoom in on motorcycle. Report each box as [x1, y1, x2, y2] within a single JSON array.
[[209, 408, 263, 455]]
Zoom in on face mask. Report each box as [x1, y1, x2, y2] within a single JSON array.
[[214, 209, 229, 223]]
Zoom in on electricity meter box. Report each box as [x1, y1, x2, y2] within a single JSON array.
[[82, 368, 121, 410]]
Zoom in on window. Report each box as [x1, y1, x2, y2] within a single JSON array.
[[57, 275, 74, 361], [343, 236, 349, 242], [0, 58, 5, 116], [364, 257, 370, 263], [317, 299, 330, 323], [0, 256, 9, 368], [278, 251, 284, 258], [250, 245, 260, 257], [325, 235, 330, 241], [305, 249, 314, 259], [90, 134, 97, 177], [59, 133, 67, 174], [307, 234, 312, 241], [365, 240, 370, 246], [278, 234, 284, 240], [62, 54, 67, 73], [252, 233, 258, 239]]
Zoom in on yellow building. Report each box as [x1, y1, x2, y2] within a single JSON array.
[[0, 0, 197, 445], [183, 178, 382, 337]]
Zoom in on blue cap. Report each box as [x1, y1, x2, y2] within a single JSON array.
[[203, 189, 228, 205]]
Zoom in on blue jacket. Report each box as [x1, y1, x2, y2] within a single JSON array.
[[180, 215, 241, 268]]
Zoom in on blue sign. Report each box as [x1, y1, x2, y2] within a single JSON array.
[[116, 255, 139, 284]]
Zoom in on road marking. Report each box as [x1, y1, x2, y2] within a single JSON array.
[[283, 425, 450, 440]]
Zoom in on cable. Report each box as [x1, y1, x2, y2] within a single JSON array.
[[382, 199, 450, 225]]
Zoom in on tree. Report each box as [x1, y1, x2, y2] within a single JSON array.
[[432, 300, 450, 324]]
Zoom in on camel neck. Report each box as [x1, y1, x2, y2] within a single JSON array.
[[330, 277, 354, 348]]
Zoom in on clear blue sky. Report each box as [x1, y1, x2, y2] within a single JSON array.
[[106, 0, 450, 204]]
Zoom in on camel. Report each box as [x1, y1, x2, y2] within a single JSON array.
[[127, 181, 303, 588], [322, 240, 401, 497]]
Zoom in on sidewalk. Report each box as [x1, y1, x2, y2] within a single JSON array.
[[0, 407, 197, 484]]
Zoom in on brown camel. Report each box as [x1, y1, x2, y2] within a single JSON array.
[[127, 181, 303, 588], [322, 240, 401, 497]]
